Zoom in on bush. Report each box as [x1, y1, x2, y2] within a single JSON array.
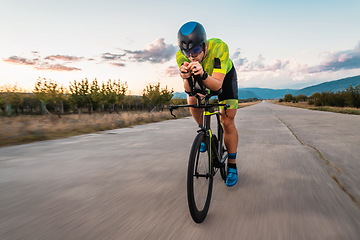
[[295, 94, 308, 102], [284, 94, 294, 102], [306, 85, 360, 108]]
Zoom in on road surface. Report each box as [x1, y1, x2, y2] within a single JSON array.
[[0, 101, 359, 239]]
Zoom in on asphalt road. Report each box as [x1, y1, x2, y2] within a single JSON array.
[[0, 101, 359, 240]]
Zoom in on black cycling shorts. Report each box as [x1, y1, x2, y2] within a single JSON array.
[[218, 65, 238, 102]]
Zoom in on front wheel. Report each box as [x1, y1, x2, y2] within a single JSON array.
[[187, 132, 213, 223]]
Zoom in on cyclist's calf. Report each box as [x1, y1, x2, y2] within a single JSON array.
[[220, 109, 238, 155]]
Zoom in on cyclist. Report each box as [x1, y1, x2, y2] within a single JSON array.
[[176, 21, 239, 187]]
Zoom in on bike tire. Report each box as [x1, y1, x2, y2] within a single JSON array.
[[217, 122, 227, 181], [220, 152, 227, 180], [219, 139, 227, 181], [187, 132, 213, 223]]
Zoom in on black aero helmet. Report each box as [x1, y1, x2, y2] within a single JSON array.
[[178, 21, 207, 54]]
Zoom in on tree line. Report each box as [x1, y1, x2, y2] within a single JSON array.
[[279, 85, 360, 108], [0, 78, 179, 116]]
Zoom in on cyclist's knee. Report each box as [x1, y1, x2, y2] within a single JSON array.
[[221, 110, 236, 128], [187, 96, 197, 104], [221, 116, 235, 129]]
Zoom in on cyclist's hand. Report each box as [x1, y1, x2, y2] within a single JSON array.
[[180, 62, 191, 79], [189, 61, 204, 76]]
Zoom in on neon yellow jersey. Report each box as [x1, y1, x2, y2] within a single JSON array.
[[176, 38, 233, 75]]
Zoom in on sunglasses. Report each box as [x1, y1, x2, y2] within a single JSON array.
[[182, 45, 203, 58]]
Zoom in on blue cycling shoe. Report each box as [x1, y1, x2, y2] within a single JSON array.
[[226, 168, 238, 187], [199, 142, 207, 152]]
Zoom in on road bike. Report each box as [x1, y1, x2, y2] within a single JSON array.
[[170, 75, 229, 223]]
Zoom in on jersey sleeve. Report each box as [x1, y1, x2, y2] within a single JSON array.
[[176, 50, 190, 68], [212, 42, 231, 75]]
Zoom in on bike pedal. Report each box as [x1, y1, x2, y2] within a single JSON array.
[[212, 159, 224, 168]]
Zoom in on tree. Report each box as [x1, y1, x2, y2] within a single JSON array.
[[69, 79, 91, 114], [100, 80, 128, 113], [160, 86, 174, 111], [332, 92, 345, 107], [89, 79, 101, 113], [0, 92, 5, 115], [33, 78, 66, 116], [142, 82, 174, 112], [309, 92, 321, 106], [283, 94, 294, 102], [68, 78, 128, 114], [345, 85, 360, 108], [295, 94, 308, 102], [112, 80, 128, 112], [2, 84, 25, 116], [123, 95, 144, 110], [21, 94, 41, 114]]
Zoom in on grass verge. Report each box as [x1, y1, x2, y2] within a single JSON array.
[[0, 109, 190, 147], [1, 101, 259, 147], [272, 101, 360, 115]]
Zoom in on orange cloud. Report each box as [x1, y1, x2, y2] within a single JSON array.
[[4, 56, 36, 65], [3, 55, 81, 71], [45, 55, 83, 61], [35, 64, 81, 71], [110, 62, 126, 67], [165, 66, 179, 77]]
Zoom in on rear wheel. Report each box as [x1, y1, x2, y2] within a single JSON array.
[[217, 123, 227, 181], [219, 146, 227, 181], [187, 132, 213, 223]]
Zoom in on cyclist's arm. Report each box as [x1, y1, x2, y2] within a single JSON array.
[[202, 72, 225, 91], [188, 61, 225, 91], [183, 78, 191, 93], [176, 51, 192, 92], [179, 62, 192, 92], [202, 40, 230, 91]]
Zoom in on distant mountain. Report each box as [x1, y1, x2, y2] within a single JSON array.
[[294, 75, 360, 96], [173, 92, 188, 99], [238, 89, 259, 99], [238, 88, 297, 99], [172, 75, 360, 100]]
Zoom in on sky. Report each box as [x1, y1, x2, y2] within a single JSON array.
[[1, 0, 360, 94]]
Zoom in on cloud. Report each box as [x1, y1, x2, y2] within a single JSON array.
[[101, 53, 126, 60], [234, 42, 360, 76], [45, 55, 83, 61], [110, 63, 126, 67], [100, 38, 177, 67], [165, 66, 179, 77], [3, 54, 81, 71], [233, 53, 289, 72], [4, 56, 36, 65], [234, 42, 360, 89], [35, 64, 81, 71], [264, 59, 290, 71], [306, 42, 360, 73], [100, 53, 127, 67], [123, 38, 177, 63], [231, 50, 248, 66]]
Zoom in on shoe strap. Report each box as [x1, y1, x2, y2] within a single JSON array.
[[228, 168, 237, 174]]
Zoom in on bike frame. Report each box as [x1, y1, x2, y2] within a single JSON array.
[[170, 75, 230, 223], [169, 75, 229, 174]]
